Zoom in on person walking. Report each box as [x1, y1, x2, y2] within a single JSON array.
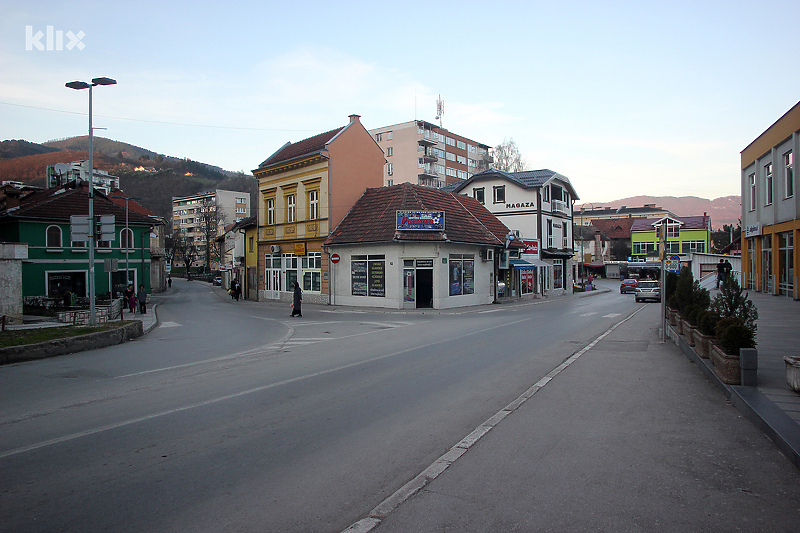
[[291, 281, 303, 317], [125, 284, 137, 314], [137, 284, 148, 314], [716, 259, 725, 289], [723, 259, 733, 285], [233, 279, 241, 301], [167, 276, 172, 289]]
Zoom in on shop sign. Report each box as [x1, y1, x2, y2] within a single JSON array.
[[745, 223, 761, 237], [396, 210, 444, 231], [294, 242, 306, 255], [521, 239, 540, 258]]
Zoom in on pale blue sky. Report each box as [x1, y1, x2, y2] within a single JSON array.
[[1, 0, 798, 202]]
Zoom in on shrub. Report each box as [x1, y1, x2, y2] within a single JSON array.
[[718, 323, 756, 355], [711, 276, 758, 334], [664, 272, 678, 305], [672, 268, 694, 315], [698, 310, 720, 336], [715, 316, 742, 337]]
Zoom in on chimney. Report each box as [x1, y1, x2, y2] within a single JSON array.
[[349, 114, 361, 124]]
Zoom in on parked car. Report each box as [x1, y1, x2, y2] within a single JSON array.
[[620, 278, 638, 294], [213, 276, 222, 286], [635, 280, 661, 302]]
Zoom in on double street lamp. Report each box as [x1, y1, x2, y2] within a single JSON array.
[[66, 77, 116, 326]]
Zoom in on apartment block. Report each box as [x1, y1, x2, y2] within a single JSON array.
[[369, 120, 491, 188]]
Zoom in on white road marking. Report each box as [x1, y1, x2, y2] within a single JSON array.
[[159, 321, 181, 328], [580, 312, 598, 317]]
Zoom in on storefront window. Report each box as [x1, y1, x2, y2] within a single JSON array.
[[553, 259, 563, 289], [302, 252, 322, 292], [351, 255, 385, 297], [449, 254, 475, 295]]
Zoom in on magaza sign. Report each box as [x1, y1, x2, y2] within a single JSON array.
[[396, 210, 445, 231]]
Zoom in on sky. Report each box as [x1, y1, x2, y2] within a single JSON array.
[[1, 0, 799, 203]]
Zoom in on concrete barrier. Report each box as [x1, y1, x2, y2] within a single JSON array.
[[0, 321, 143, 365]]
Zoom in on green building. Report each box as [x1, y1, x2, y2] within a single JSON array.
[[630, 215, 711, 260], [0, 182, 158, 301]]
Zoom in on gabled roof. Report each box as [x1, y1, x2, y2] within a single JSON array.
[[590, 217, 635, 239], [0, 182, 155, 225], [447, 168, 579, 200], [108, 191, 159, 218], [631, 215, 711, 232], [325, 183, 520, 247], [255, 126, 347, 169]]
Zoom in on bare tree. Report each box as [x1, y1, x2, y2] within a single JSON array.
[[168, 229, 198, 277], [493, 138, 525, 173]]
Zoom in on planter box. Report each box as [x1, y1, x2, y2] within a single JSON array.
[[674, 316, 684, 335], [785, 356, 800, 393], [694, 332, 714, 359], [710, 343, 740, 385], [667, 308, 678, 326], [684, 324, 698, 347]]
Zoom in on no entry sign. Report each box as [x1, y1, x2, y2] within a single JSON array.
[[330, 253, 340, 264]]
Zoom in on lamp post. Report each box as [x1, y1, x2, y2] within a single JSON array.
[[112, 195, 141, 298], [66, 77, 116, 326]]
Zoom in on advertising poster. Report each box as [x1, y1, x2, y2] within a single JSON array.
[[351, 260, 367, 296]]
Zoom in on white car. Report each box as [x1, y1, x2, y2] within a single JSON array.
[[635, 280, 661, 303]]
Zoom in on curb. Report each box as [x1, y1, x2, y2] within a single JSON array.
[[667, 322, 800, 469], [0, 320, 144, 365]]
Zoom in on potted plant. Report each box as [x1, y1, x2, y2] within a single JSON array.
[[694, 309, 719, 359]]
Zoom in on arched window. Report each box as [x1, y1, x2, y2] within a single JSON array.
[[121, 228, 134, 249], [46, 225, 62, 248]]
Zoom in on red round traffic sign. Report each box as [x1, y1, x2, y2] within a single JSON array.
[[330, 253, 340, 264]]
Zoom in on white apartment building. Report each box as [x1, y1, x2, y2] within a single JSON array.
[[172, 189, 250, 269], [46, 160, 120, 193], [369, 120, 492, 188]]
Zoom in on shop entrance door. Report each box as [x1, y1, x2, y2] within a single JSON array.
[[416, 268, 433, 308]]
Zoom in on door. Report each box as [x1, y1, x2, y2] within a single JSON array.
[[416, 268, 433, 309]]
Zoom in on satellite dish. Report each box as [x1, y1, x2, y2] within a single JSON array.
[[54, 163, 69, 175]]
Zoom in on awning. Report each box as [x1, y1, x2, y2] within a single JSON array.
[[542, 248, 574, 258], [510, 258, 549, 269], [580, 261, 605, 268]]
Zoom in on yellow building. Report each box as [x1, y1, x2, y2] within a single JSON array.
[[741, 101, 799, 299], [252, 115, 385, 304]]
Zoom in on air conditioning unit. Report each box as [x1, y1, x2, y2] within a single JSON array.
[[270, 244, 281, 253], [480, 249, 494, 262]]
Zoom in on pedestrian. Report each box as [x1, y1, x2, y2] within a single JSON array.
[[167, 276, 172, 289], [125, 284, 136, 314], [716, 259, 725, 289], [291, 281, 302, 317], [723, 259, 733, 284], [233, 278, 241, 301], [137, 284, 148, 314]]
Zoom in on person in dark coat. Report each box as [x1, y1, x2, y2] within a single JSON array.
[[291, 281, 302, 317], [137, 284, 147, 314], [125, 284, 136, 314]]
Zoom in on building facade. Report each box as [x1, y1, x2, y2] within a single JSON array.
[[574, 204, 675, 225], [448, 168, 578, 296], [368, 120, 491, 188], [253, 114, 385, 304], [171, 189, 251, 270], [741, 100, 799, 299], [630, 215, 711, 261], [324, 183, 522, 309]]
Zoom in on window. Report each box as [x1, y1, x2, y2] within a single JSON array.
[[387, 179, 393, 186], [351, 254, 385, 297], [562, 222, 568, 248], [446, 152, 456, 161], [765, 163, 773, 205], [456, 140, 466, 150], [375, 132, 382, 142], [547, 219, 553, 247], [785, 151, 794, 198], [493, 185, 505, 204], [386, 131, 393, 140], [666, 221, 680, 238], [542, 185, 550, 202], [387, 163, 393, 175], [682, 241, 706, 254], [474, 188, 485, 204], [446, 168, 457, 177], [456, 155, 467, 165], [120, 228, 134, 249], [446, 137, 455, 147], [302, 252, 322, 292], [386, 146, 393, 157], [449, 254, 475, 295], [248, 236, 254, 253], [457, 170, 468, 180], [267, 198, 275, 225], [308, 190, 319, 220], [749, 173, 756, 211], [286, 194, 295, 223], [46, 225, 62, 248]]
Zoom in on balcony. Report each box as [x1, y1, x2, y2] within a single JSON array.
[[421, 149, 438, 163], [418, 175, 445, 188], [552, 200, 569, 216]]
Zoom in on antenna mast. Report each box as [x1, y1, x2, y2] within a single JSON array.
[[435, 95, 444, 127]]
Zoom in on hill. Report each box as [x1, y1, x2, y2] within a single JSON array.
[[0, 137, 257, 222], [581, 195, 741, 229], [0, 139, 61, 160]]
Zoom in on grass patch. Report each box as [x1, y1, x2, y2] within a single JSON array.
[[0, 322, 133, 348]]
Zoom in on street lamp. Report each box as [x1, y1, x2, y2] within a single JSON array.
[[66, 77, 116, 326], [112, 195, 141, 300]]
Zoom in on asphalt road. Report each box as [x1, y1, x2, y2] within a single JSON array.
[[3, 280, 796, 532]]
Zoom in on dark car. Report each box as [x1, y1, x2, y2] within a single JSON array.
[[620, 278, 638, 294], [635, 280, 661, 302], [213, 276, 222, 286]]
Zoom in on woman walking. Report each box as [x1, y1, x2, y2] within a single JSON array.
[[291, 281, 302, 317]]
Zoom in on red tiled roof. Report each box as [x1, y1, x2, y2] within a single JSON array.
[[256, 126, 346, 169], [1, 183, 156, 225], [108, 192, 159, 218], [591, 217, 634, 239], [631, 215, 710, 232], [325, 183, 520, 247]]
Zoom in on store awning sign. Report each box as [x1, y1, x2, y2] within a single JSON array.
[[396, 210, 445, 231]]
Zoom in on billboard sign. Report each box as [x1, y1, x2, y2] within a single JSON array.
[[396, 210, 444, 231]]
